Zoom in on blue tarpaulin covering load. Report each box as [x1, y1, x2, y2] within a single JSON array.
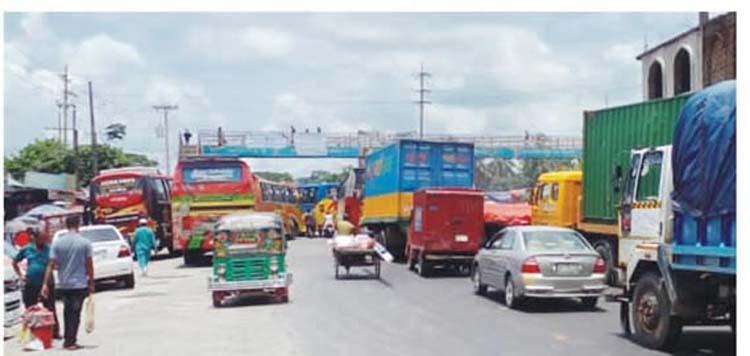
[[671, 80, 736, 218]]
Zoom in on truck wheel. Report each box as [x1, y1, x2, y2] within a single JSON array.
[[620, 301, 632, 336], [472, 267, 488, 296], [631, 272, 683, 350], [594, 242, 616, 285], [417, 253, 431, 277]]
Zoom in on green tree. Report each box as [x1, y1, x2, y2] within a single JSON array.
[[105, 123, 127, 141], [6, 139, 157, 186]]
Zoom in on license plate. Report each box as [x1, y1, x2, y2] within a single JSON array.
[[555, 263, 581, 275], [455, 234, 469, 242]]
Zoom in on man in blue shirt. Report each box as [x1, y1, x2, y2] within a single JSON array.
[[13, 228, 60, 339], [41, 216, 94, 350]]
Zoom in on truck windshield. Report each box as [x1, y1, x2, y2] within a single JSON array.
[[523, 231, 590, 252], [636, 151, 663, 202]]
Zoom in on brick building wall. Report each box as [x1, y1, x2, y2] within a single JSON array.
[[703, 12, 736, 87]]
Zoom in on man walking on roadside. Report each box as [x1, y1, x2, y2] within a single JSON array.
[[41, 216, 94, 351], [132, 218, 157, 276]]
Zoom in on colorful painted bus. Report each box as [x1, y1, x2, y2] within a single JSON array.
[[172, 157, 255, 265], [254, 177, 306, 239], [91, 167, 174, 251], [297, 182, 339, 213]]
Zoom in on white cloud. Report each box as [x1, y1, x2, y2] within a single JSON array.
[[63, 34, 144, 77], [20, 13, 51, 38], [188, 26, 294, 61]]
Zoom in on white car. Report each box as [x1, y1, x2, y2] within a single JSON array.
[[53, 225, 135, 289], [4, 244, 23, 337]]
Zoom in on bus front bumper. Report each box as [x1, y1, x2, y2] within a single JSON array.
[[207, 273, 293, 291]]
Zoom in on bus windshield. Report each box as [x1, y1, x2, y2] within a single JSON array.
[[182, 164, 242, 184], [95, 177, 144, 196]]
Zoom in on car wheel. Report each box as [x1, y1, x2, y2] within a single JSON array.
[[631, 272, 683, 350], [472, 267, 488, 296], [505, 275, 522, 309], [581, 297, 598, 310], [123, 273, 135, 289]]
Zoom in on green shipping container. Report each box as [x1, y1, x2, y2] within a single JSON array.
[[582, 94, 690, 224]]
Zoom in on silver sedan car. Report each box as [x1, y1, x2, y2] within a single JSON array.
[[471, 226, 607, 309]]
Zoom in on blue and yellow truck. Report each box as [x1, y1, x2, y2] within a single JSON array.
[[361, 140, 475, 259]]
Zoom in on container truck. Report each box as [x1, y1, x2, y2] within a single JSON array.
[[531, 94, 690, 284], [617, 81, 735, 350], [406, 188, 484, 277], [361, 140, 475, 259]]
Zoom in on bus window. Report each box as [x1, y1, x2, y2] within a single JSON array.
[[150, 178, 168, 201]]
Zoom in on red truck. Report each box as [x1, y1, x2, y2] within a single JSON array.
[[406, 188, 484, 277]]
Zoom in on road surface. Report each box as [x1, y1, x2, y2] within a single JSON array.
[[4, 239, 735, 356]]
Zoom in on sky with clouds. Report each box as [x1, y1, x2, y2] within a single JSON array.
[[4, 12, 699, 177]]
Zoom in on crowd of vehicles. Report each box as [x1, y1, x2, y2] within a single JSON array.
[[531, 80, 736, 349]]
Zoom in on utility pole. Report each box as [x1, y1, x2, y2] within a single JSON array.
[[71, 104, 80, 189], [88, 82, 98, 177], [61, 65, 69, 146], [415, 64, 431, 139], [87, 81, 97, 225], [153, 104, 178, 175]]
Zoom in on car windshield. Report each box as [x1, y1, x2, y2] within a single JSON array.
[[80, 228, 121, 243], [522, 231, 590, 252]]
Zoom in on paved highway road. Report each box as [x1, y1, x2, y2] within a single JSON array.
[[4, 239, 735, 356]]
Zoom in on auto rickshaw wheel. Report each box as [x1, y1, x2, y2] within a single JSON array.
[[212, 291, 224, 308], [334, 258, 341, 279]]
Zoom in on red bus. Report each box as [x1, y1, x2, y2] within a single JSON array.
[[172, 157, 255, 265], [91, 167, 173, 251]]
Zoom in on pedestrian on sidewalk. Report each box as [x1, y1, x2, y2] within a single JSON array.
[[132, 218, 156, 277], [41, 216, 94, 351], [13, 228, 61, 339]]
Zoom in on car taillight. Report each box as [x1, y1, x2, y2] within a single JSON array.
[[593, 257, 606, 274], [521, 257, 541, 274], [118, 245, 131, 258]]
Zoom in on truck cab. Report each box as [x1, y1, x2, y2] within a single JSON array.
[[530, 170, 581, 229], [617, 145, 672, 284]]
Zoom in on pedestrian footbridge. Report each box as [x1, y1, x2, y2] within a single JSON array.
[[179, 129, 582, 160]]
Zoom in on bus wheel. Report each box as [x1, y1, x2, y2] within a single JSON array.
[[631, 273, 682, 350], [184, 250, 199, 266]]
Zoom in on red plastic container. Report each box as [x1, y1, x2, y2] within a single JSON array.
[[30, 325, 54, 349], [22, 304, 56, 349]]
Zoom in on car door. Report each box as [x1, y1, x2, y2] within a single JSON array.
[[483, 232, 508, 288], [495, 231, 517, 280]]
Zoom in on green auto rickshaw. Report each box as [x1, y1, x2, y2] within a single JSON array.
[[208, 212, 292, 307]]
